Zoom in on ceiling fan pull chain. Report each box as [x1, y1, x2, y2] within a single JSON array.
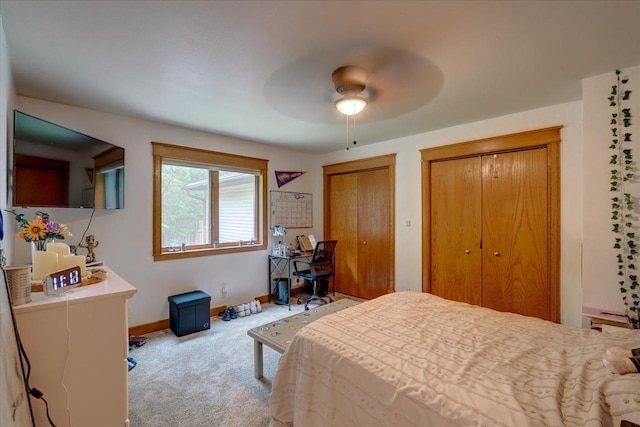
[[353, 115, 357, 148], [345, 115, 359, 151], [346, 115, 350, 150]]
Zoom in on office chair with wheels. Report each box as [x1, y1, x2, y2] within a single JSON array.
[[292, 240, 337, 310]]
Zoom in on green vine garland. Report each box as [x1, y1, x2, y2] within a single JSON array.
[[610, 68, 638, 329]]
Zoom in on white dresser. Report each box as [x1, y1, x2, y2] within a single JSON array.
[[14, 268, 136, 427]]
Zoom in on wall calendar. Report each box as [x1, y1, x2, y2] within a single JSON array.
[[269, 191, 313, 229]]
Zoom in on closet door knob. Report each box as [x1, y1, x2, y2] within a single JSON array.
[[494, 251, 500, 257], [465, 249, 471, 254], [363, 241, 368, 245]]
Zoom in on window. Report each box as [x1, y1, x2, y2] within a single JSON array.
[[152, 142, 268, 261], [94, 146, 125, 209], [103, 167, 124, 209]]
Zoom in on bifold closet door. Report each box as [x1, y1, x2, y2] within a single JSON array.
[[329, 172, 359, 297], [328, 167, 392, 299], [429, 148, 550, 320], [481, 148, 549, 320], [430, 156, 482, 305], [423, 127, 560, 322], [357, 168, 391, 300]]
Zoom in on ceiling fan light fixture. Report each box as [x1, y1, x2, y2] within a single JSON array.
[[332, 65, 368, 116], [335, 95, 367, 116]]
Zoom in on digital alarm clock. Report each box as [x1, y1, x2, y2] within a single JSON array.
[[43, 266, 82, 296]]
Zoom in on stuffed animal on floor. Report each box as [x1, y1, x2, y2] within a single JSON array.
[[603, 346, 640, 374]]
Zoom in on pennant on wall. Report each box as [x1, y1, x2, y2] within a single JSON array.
[[275, 171, 306, 188]]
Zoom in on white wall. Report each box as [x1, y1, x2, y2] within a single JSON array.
[[9, 97, 325, 328], [0, 17, 13, 265], [583, 65, 640, 315], [1, 15, 33, 427], [319, 101, 585, 327]]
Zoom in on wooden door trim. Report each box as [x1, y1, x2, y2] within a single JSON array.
[[323, 154, 396, 293], [420, 126, 562, 323], [420, 126, 562, 161], [323, 154, 397, 175]]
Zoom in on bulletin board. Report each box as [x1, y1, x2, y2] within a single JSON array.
[[270, 191, 313, 229]]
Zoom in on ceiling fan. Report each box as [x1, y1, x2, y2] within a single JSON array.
[[262, 44, 442, 151], [330, 65, 371, 150], [331, 65, 369, 116]]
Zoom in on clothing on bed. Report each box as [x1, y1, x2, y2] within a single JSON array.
[[603, 348, 640, 375], [270, 292, 640, 427]]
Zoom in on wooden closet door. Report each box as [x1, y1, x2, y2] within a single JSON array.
[[327, 166, 393, 299], [357, 168, 391, 299], [481, 148, 549, 319], [329, 173, 359, 297], [430, 157, 482, 305]]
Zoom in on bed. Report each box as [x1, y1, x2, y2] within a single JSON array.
[[269, 292, 640, 427]]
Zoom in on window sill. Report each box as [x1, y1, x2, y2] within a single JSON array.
[[153, 243, 266, 261]]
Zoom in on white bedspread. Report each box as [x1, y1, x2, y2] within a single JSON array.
[[270, 292, 640, 427]]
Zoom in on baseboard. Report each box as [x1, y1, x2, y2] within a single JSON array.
[[129, 320, 170, 336], [128, 293, 296, 336]]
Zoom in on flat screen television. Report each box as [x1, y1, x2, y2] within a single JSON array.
[[12, 111, 124, 209]]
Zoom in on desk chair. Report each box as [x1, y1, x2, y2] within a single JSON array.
[[292, 240, 337, 310]]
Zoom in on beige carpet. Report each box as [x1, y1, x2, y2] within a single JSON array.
[[128, 300, 307, 427]]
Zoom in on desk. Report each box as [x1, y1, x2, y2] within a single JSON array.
[[268, 252, 311, 309]]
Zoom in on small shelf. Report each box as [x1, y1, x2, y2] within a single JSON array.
[[582, 306, 630, 330]]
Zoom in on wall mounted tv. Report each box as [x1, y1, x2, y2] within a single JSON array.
[[12, 111, 124, 209]]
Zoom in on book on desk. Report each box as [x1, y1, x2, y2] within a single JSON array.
[[297, 234, 317, 252]]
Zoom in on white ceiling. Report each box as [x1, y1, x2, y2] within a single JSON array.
[[2, 1, 640, 154]]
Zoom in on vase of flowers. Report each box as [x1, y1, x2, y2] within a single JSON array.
[[6, 210, 71, 248], [5, 210, 72, 281]]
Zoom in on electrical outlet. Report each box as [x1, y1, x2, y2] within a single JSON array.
[[220, 284, 227, 297]]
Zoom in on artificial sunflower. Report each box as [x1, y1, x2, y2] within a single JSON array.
[[4, 209, 71, 247], [23, 219, 47, 241]]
